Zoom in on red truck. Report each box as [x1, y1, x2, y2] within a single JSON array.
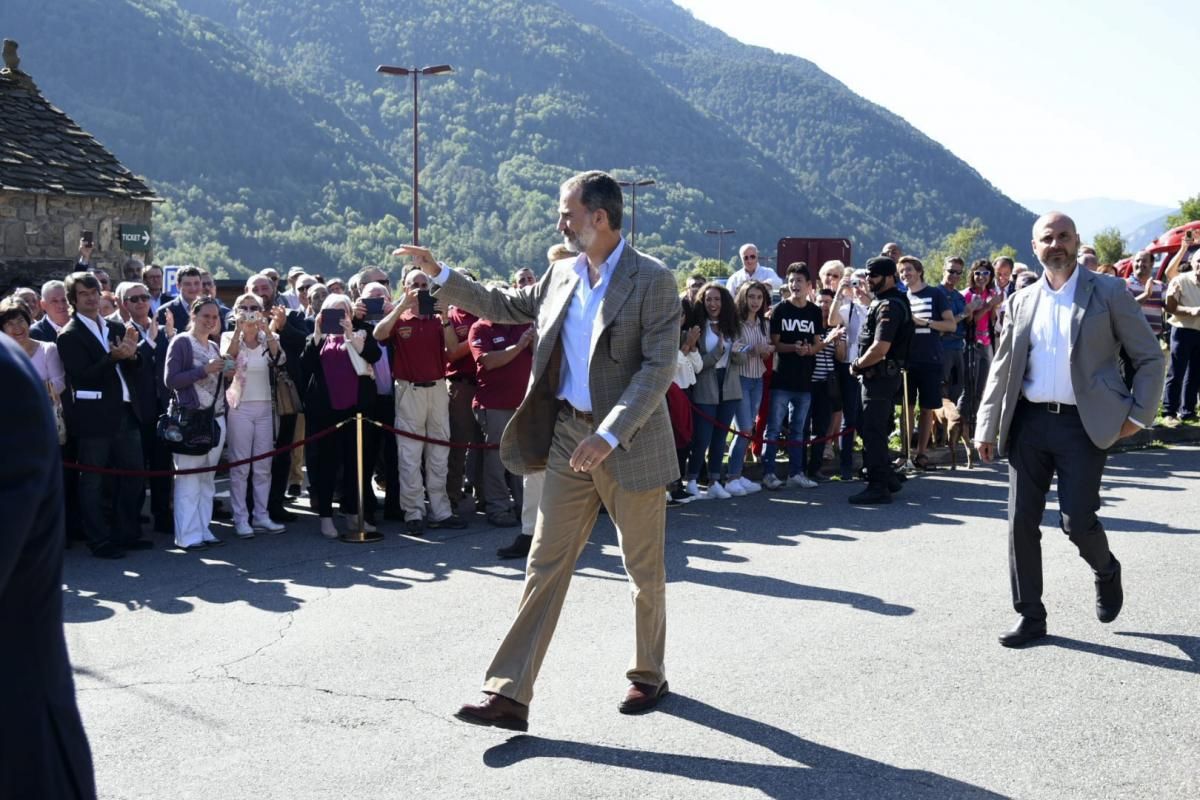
[[1116, 220, 1200, 279]]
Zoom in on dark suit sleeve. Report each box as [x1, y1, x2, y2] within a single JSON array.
[[57, 329, 120, 389], [0, 344, 57, 592]]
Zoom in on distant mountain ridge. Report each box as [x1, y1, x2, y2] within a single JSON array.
[[1021, 197, 1175, 245], [6, 0, 1035, 276]]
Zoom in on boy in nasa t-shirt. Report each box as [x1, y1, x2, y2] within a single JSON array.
[[763, 264, 825, 486]]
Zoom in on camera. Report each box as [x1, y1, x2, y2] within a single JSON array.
[[850, 277, 860, 288], [238, 311, 260, 324]]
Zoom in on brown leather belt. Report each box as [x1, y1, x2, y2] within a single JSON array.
[[559, 400, 594, 423]]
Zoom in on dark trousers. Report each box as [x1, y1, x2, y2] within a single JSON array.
[[860, 373, 900, 484], [1162, 326, 1200, 418], [308, 411, 367, 518], [942, 349, 965, 407], [836, 363, 860, 478], [1007, 402, 1115, 621], [63, 436, 83, 541], [267, 413, 296, 513], [806, 379, 834, 477], [446, 378, 481, 508], [77, 406, 144, 550], [367, 392, 401, 515], [140, 418, 172, 522]]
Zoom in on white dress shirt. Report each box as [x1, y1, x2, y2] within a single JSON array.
[[78, 314, 132, 402], [1022, 267, 1079, 406], [432, 240, 626, 447], [726, 266, 782, 298]]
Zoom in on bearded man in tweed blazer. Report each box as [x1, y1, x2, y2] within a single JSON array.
[[396, 170, 680, 729]]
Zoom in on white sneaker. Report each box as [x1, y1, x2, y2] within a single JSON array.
[[789, 474, 818, 489], [685, 479, 708, 500], [763, 474, 784, 490], [706, 481, 731, 499], [252, 515, 286, 533], [724, 479, 746, 496], [737, 477, 762, 494], [234, 522, 255, 539]]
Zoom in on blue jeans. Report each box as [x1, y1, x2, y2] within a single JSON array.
[[1163, 326, 1200, 418], [687, 399, 739, 480], [762, 388, 811, 478], [727, 375, 763, 477]]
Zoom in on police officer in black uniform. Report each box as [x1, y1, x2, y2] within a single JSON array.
[[848, 257, 914, 504]]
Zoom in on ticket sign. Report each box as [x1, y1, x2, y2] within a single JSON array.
[[119, 224, 152, 251]]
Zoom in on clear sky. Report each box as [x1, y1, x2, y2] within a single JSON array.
[[676, 0, 1198, 208]]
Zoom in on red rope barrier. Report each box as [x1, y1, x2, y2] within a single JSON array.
[[63, 420, 350, 477], [688, 401, 855, 449], [366, 418, 500, 450]]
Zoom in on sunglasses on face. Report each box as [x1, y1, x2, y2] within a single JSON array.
[[974, 271, 991, 277], [947, 269, 963, 275], [237, 305, 262, 312], [744, 255, 757, 261], [125, 294, 151, 303]]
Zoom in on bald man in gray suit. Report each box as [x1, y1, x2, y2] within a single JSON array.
[[975, 212, 1165, 648]]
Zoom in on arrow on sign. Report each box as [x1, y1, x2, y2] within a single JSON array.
[[141, 231, 150, 247]]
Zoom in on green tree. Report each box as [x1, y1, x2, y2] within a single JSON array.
[[1166, 194, 1200, 230], [990, 244, 1018, 262], [925, 219, 987, 284], [1092, 227, 1127, 265]]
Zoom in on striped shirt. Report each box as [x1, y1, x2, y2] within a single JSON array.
[[735, 318, 770, 379], [1126, 277, 1164, 335]]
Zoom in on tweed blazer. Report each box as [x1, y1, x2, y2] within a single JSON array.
[[432, 245, 681, 491], [976, 267, 1165, 455]]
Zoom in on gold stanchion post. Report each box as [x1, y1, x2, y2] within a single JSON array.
[[900, 368, 915, 472], [340, 412, 383, 543]]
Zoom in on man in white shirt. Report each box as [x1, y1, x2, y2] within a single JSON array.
[[975, 212, 1164, 648], [726, 243, 782, 297]]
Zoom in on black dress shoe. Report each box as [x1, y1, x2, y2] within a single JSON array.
[[268, 507, 298, 522], [90, 542, 125, 559], [403, 518, 425, 536], [212, 505, 233, 521], [849, 484, 892, 504], [998, 617, 1047, 648], [1096, 556, 1123, 623], [497, 533, 532, 560], [287, 483, 302, 497], [454, 692, 529, 731], [618, 680, 669, 714]]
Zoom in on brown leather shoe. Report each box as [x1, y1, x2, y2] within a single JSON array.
[[454, 692, 529, 731], [618, 680, 670, 715]]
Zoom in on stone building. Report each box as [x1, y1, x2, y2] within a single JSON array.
[[1, 39, 157, 291]]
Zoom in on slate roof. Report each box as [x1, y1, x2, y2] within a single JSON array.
[[0, 68, 157, 201]]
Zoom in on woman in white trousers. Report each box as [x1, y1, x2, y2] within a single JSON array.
[[165, 298, 233, 551], [221, 293, 287, 538]]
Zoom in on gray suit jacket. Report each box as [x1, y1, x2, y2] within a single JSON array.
[[976, 267, 1165, 455], [432, 245, 681, 491]]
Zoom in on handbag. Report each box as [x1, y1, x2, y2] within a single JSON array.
[[157, 392, 221, 456], [273, 363, 302, 416]]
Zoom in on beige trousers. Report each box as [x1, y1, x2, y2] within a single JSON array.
[[482, 408, 667, 705]]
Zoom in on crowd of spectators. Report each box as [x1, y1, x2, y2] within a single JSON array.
[[1, 223, 1192, 553], [663, 234, 1186, 502]]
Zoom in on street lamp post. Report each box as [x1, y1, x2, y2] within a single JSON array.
[[704, 227, 736, 263], [376, 63, 453, 245], [616, 178, 655, 247]]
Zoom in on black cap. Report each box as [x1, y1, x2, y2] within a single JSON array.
[[866, 256, 897, 277]]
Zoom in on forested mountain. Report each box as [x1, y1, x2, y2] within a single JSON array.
[[5, 0, 1034, 278]]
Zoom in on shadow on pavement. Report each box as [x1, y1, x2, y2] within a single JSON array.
[[481, 694, 1003, 798], [1037, 632, 1200, 674]]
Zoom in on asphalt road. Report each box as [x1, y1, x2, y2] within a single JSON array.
[[63, 445, 1200, 800]]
